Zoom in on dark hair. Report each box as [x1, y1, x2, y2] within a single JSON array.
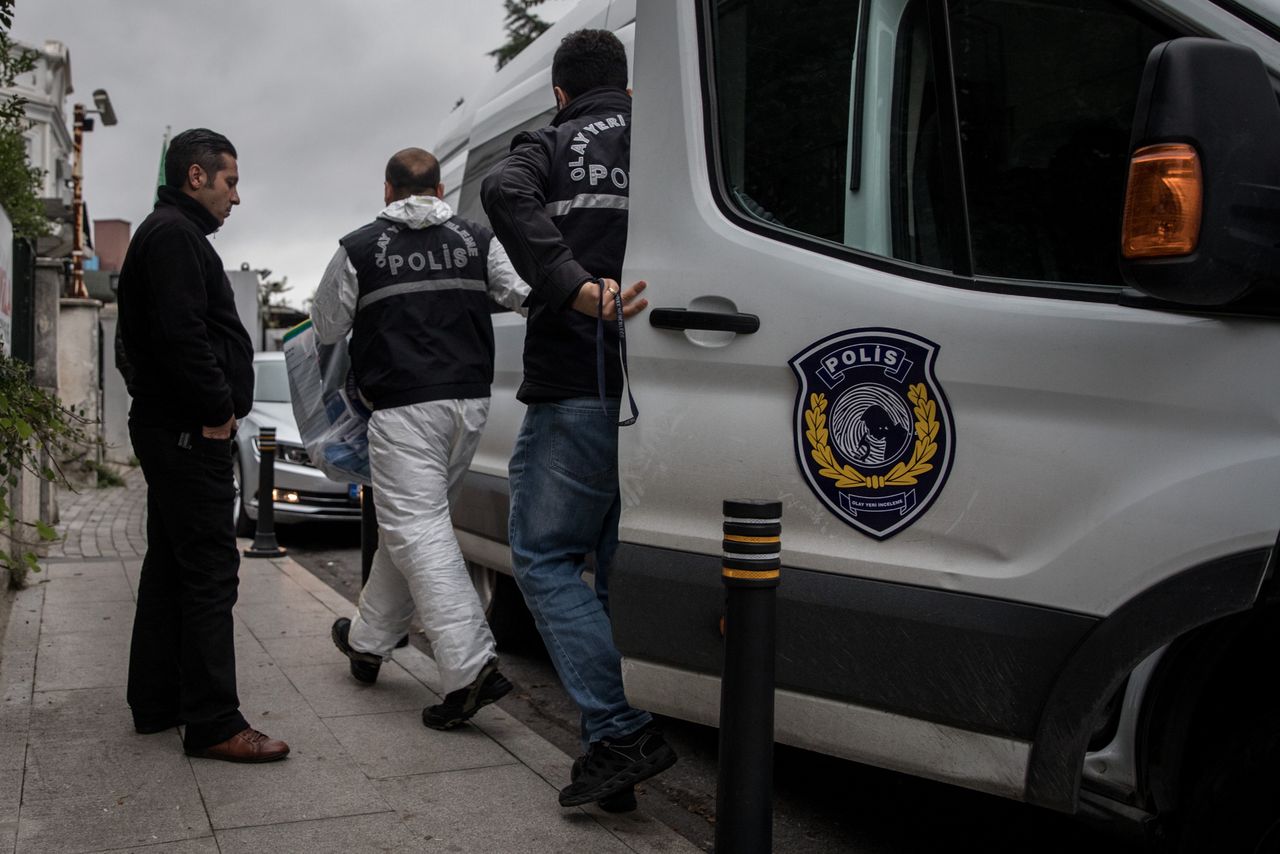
[[385, 148, 441, 197], [164, 128, 237, 188], [551, 29, 628, 101]]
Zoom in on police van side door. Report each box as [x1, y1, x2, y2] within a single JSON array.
[[620, 0, 1280, 624]]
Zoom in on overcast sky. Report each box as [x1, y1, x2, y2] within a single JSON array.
[[12, 0, 577, 308]]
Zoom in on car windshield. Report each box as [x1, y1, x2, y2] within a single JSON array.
[[254, 360, 291, 403]]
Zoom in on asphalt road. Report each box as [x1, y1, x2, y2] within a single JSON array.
[[275, 519, 1144, 854]]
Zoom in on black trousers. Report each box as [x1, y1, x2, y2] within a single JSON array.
[[127, 422, 248, 749]]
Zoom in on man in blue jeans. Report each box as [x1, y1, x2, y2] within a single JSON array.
[[482, 29, 676, 809]]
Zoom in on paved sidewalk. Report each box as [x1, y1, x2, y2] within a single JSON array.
[[1, 475, 697, 854]]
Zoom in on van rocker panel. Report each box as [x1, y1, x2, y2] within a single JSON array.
[[611, 543, 1097, 740]]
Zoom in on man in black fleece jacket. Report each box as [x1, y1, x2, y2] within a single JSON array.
[[482, 29, 674, 811], [117, 128, 288, 763]]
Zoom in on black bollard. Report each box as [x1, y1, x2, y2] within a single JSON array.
[[715, 499, 781, 854], [244, 427, 286, 557], [360, 484, 377, 587]]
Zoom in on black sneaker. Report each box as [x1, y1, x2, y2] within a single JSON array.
[[558, 725, 677, 807], [422, 658, 512, 730], [331, 617, 382, 685], [572, 755, 638, 812]]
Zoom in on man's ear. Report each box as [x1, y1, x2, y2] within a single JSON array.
[[553, 85, 569, 111], [435, 182, 445, 199], [384, 181, 394, 206], [187, 163, 206, 190]]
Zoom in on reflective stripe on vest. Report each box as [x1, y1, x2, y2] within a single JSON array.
[[356, 277, 488, 311], [544, 193, 630, 218]]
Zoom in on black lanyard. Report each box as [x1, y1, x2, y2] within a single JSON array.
[[595, 279, 639, 427]]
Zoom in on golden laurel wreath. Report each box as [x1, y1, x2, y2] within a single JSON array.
[[804, 385, 939, 490]]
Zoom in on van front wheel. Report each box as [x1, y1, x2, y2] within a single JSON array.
[[468, 562, 534, 650], [1176, 710, 1280, 853]]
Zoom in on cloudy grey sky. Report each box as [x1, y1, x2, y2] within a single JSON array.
[[12, 0, 576, 307]]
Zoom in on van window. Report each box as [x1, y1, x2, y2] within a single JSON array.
[[457, 107, 558, 228], [708, 0, 1177, 289], [711, 0, 865, 246], [943, 0, 1174, 285]]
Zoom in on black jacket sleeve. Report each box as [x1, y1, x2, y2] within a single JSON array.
[[481, 135, 593, 310], [142, 224, 236, 427]]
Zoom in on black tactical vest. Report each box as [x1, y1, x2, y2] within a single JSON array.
[[341, 214, 496, 410]]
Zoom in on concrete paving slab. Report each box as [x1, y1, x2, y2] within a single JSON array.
[[323, 708, 517, 780], [1, 585, 43, 658], [375, 763, 634, 853], [0, 707, 25, 772], [27, 686, 133, 744], [38, 597, 135, 636], [123, 560, 143, 598], [215, 809, 417, 853], [469, 702, 576, 789], [231, 667, 320, 738], [42, 560, 129, 581], [234, 597, 336, 640], [259, 631, 347, 667], [17, 736, 209, 853], [16, 794, 210, 854], [387, 639, 443, 692], [33, 630, 130, 693], [0, 762, 20, 854], [1, 586, 41, 709], [280, 660, 436, 719], [38, 564, 134, 606], [188, 718, 388, 830]]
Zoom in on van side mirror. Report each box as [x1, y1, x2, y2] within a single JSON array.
[[1119, 38, 1280, 306]]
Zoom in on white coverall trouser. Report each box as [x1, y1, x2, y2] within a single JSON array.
[[347, 398, 495, 694]]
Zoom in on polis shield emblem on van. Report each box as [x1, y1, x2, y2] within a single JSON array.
[[790, 329, 955, 540]]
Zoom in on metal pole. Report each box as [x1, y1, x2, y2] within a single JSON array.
[[360, 484, 377, 586], [70, 103, 88, 299], [715, 499, 781, 854], [244, 427, 286, 557]]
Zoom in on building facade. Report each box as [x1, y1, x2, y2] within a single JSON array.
[[4, 39, 75, 258]]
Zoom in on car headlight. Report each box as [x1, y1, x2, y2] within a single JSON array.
[[251, 437, 312, 467], [277, 442, 312, 466]]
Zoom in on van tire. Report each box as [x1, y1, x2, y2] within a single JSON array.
[[1175, 710, 1280, 853], [469, 562, 536, 650]]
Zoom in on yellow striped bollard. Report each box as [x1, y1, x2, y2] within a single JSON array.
[[715, 499, 780, 854]]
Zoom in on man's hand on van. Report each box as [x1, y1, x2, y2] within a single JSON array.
[[572, 278, 649, 321]]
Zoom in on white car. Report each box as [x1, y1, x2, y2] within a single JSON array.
[[232, 351, 361, 536]]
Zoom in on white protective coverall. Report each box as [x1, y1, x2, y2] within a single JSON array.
[[311, 195, 528, 693]]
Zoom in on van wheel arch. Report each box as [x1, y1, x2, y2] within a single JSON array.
[[1025, 548, 1269, 814]]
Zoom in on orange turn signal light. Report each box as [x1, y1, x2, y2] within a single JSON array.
[[1121, 143, 1203, 259]]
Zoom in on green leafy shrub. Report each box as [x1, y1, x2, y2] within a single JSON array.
[[1, 356, 88, 588]]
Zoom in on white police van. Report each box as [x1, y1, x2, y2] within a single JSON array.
[[440, 0, 1280, 846]]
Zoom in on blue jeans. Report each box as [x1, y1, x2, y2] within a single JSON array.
[[508, 397, 651, 747]]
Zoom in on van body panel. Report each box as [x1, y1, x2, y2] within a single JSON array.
[[621, 657, 1032, 799], [617, 0, 1280, 619], [610, 542, 1099, 739]]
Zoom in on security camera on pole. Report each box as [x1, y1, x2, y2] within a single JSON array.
[[70, 89, 118, 299]]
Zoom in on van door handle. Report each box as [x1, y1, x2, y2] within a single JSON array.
[[649, 308, 760, 334]]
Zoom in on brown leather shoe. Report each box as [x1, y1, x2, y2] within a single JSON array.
[[185, 727, 290, 763]]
